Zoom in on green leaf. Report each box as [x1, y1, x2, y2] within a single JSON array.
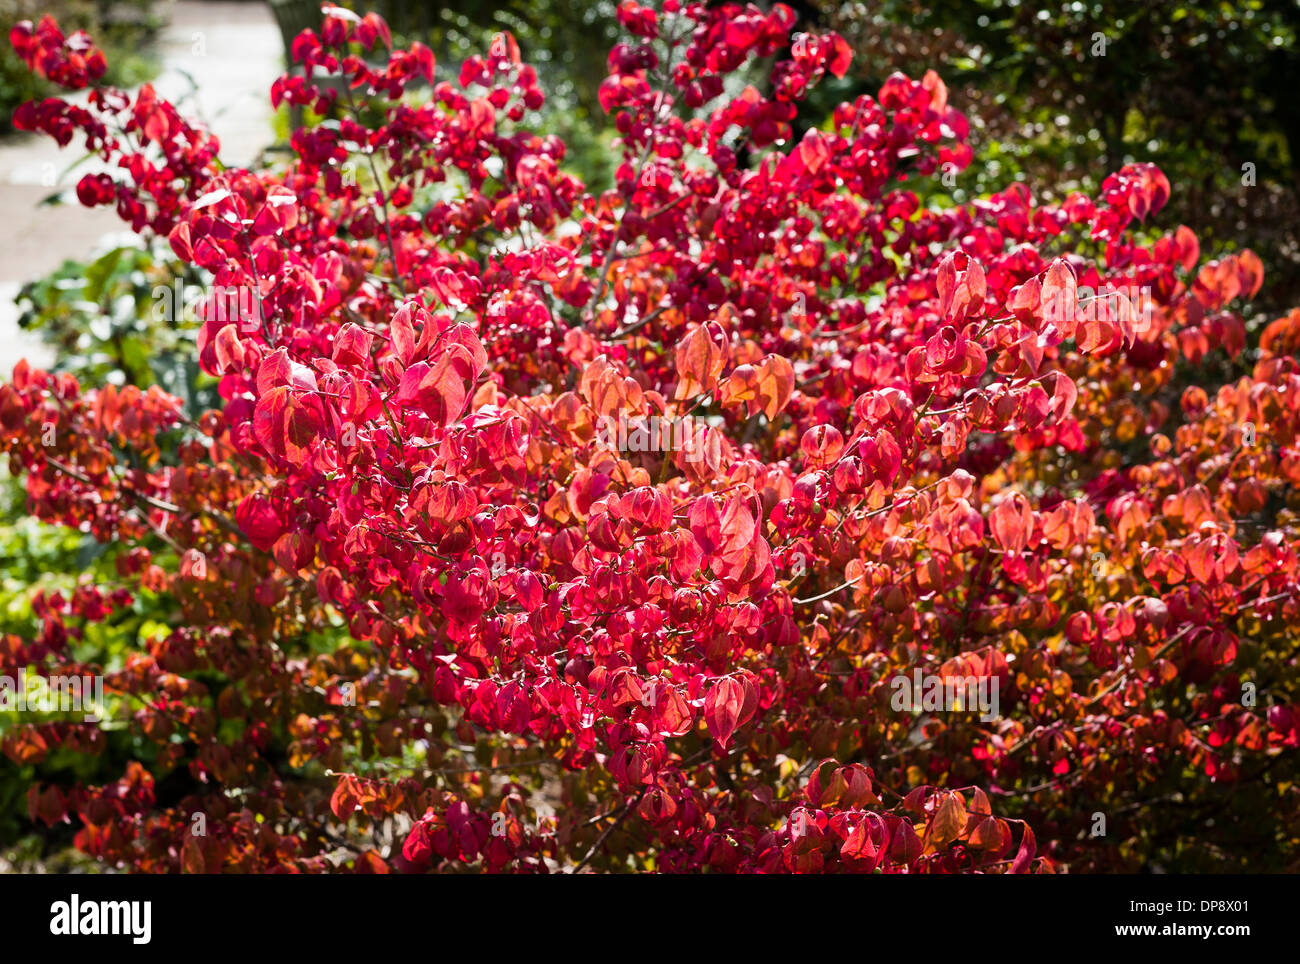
[[84, 247, 127, 304]]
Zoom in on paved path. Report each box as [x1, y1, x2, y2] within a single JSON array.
[[0, 1, 282, 374]]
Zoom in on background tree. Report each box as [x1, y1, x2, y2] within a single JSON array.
[[821, 0, 1300, 314]]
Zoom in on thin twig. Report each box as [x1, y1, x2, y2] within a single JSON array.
[[572, 791, 644, 874]]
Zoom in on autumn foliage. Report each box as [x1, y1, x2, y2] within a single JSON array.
[[2, 2, 1298, 873]]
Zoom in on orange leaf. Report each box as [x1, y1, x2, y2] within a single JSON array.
[[930, 791, 967, 846], [969, 815, 1002, 851], [674, 323, 729, 400], [719, 364, 760, 415], [754, 354, 794, 419]]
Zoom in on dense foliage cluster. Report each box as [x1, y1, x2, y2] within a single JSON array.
[[2, 3, 1297, 873], [0, 0, 158, 135]]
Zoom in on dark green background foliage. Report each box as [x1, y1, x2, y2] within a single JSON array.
[[821, 0, 1300, 314], [1, 240, 209, 868], [15, 243, 216, 413]]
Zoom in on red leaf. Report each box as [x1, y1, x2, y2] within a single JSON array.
[[1041, 259, 1078, 337], [1046, 370, 1078, 422], [827, 33, 852, 77], [181, 834, 207, 874], [889, 819, 923, 865], [1011, 823, 1037, 873], [253, 386, 326, 466], [704, 677, 745, 748], [394, 342, 477, 426], [841, 817, 878, 866], [989, 491, 1033, 553], [330, 775, 360, 820], [168, 222, 193, 262], [390, 302, 420, 365]]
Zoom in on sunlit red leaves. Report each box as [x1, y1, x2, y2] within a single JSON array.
[[1007, 274, 1042, 327], [1147, 222, 1200, 278], [9, 16, 107, 89], [1185, 532, 1239, 586], [1044, 370, 1078, 423], [332, 323, 374, 367], [649, 684, 693, 738], [598, 71, 652, 114], [393, 328, 487, 427], [132, 83, 175, 144], [689, 493, 774, 596], [252, 186, 299, 236], [837, 814, 883, 869], [1040, 499, 1094, 552], [800, 424, 844, 466], [1040, 258, 1078, 338], [806, 760, 878, 809], [257, 346, 317, 395], [888, 819, 923, 865], [928, 791, 966, 847], [27, 783, 68, 827], [253, 386, 326, 467], [1125, 165, 1170, 221], [718, 362, 759, 413], [788, 28, 851, 79], [935, 253, 986, 324], [968, 814, 1007, 853], [857, 428, 902, 486], [1194, 250, 1264, 307], [1091, 163, 1170, 240], [907, 325, 987, 387], [637, 788, 679, 825], [786, 776, 1027, 872], [10, 1, 1300, 879], [330, 773, 398, 822], [579, 356, 643, 420], [3, 726, 48, 765], [703, 675, 757, 748], [389, 302, 424, 366], [786, 127, 831, 179], [727, 353, 796, 419]]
